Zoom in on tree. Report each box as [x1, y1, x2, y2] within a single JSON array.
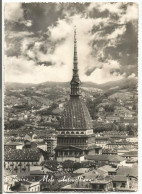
[[118, 124, 126, 131], [41, 160, 59, 171], [132, 104, 137, 110], [126, 124, 137, 136], [5, 120, 25, 129], [62, 160, 74, 171], [73, 162, 81, 170]]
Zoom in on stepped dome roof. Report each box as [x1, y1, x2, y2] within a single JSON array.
[[59, 97, 93, 130]]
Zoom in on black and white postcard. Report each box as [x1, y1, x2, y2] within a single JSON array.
[[2, 1, 140, 193]]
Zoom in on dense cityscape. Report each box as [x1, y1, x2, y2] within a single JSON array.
[[4, 76, 138, 192]]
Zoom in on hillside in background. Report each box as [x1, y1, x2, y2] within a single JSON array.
[[5, 77, 137, 91], [4, 75, 138, 137]]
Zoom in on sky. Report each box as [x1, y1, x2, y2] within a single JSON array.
[[4, 2, 138, 84]]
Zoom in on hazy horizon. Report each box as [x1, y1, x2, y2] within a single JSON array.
[[5, 76, 137, 86]]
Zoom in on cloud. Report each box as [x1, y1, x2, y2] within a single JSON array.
[[5, 55, 73, 83], [6, 31, 34, 39], [106, 25, 126, 39], [120, 3, 138, 23], [49, 19, 71, 41], [21, 20, 33, 27], [5, 55, 35, 74], [4, 3, 33, 29], [4, 2, 138, 84], [82, 64, 125, 84], [88, 2, 123, 14], [4, 3, 24, 22], [84, 59, 121, 82], [128, 73, 136, 78], [26, 14, 104, 79], [5, 31, 36, 57]]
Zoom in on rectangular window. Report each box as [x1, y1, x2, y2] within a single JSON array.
[[100, 184, 104, 190], [93, 185, 97, 189], [121, 182, 126, 188], [95, 149, 99, 154], [113, 183, 116, 188]]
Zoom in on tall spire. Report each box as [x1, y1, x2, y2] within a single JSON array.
[[70, 26, 81, 97], [74, 26, 78, 70]]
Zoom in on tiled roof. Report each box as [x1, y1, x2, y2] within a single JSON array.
[[96, 168, 107, 175], [121, 119, 137, 123], [112, 175, 127, 182], [95, 137, 109, 140], [55, 145, 84, 151], [23, 142, 37, 149], [85, 155, 110, 161], [117, 165, 138, 177], [98, 165, 117, 172], [86, 155, 125, 162], [117, 148, 129, 152], [121, 151, 138, 157], [59, 97, 93, 130], [30, 170, 46, 175], [91, 180, 112, 184], [107, 142, 130, 145], [102, 149, 117, 153], [55, 144, 99, 151], [4, 148, 42, 161], [73, 168, 89, 174], [79, 170, 98, 179], [109, 155, 125, 162], [4, 141, 23, 146]]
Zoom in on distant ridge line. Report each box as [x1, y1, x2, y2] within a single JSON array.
[[5, 77, 137, 90]]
